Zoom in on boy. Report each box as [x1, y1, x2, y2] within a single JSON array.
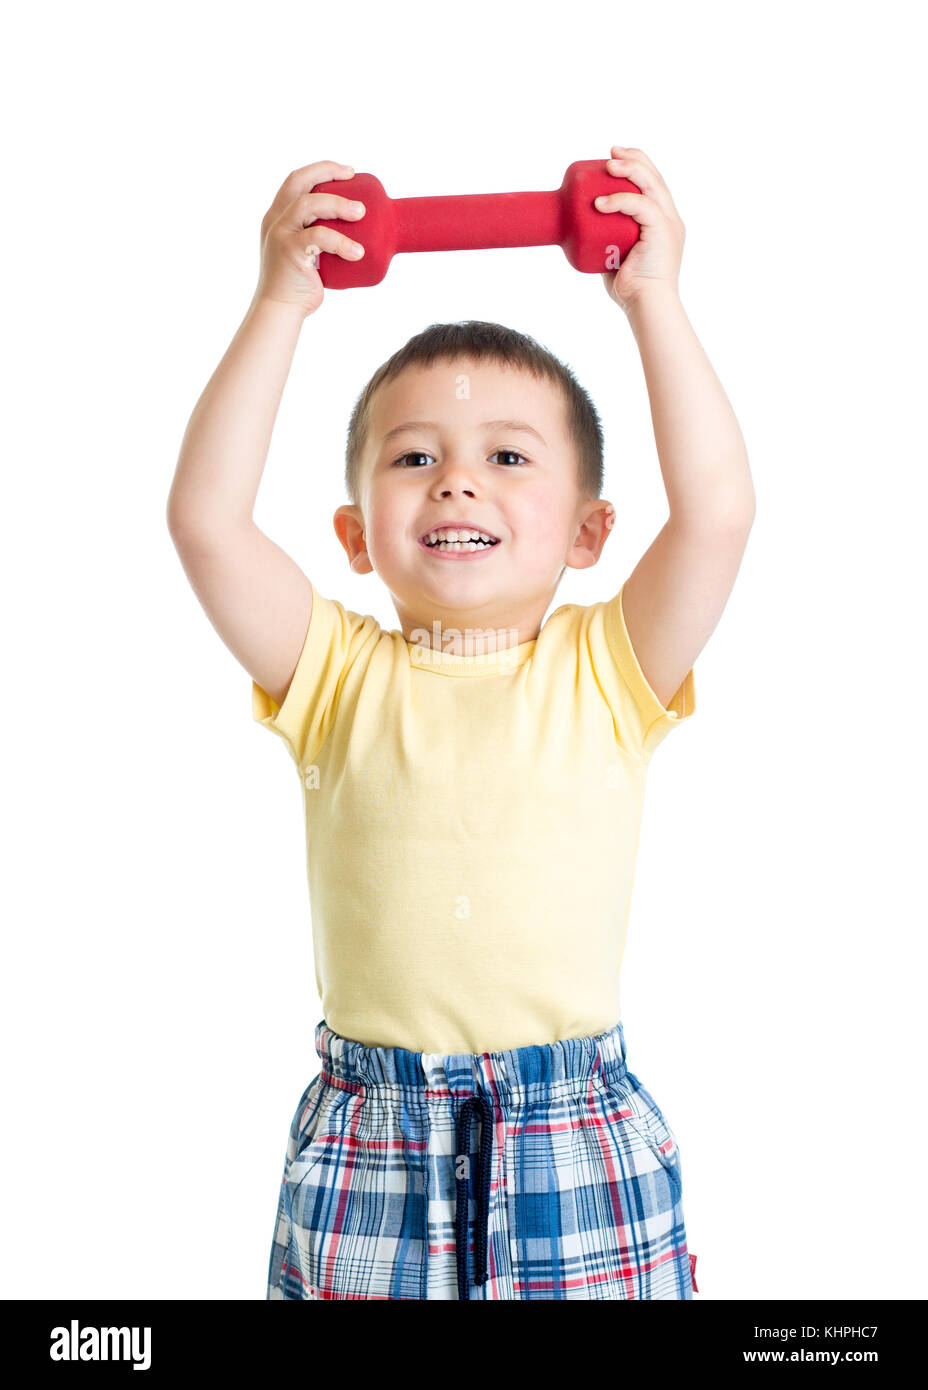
[[167, 148, 755, 1300]]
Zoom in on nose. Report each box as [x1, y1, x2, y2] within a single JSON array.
[[429, 458, 479, 499]]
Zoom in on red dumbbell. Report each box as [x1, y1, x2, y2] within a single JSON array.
[[309, 160, 641, 289]]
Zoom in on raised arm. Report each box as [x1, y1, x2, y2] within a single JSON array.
[[595, 146, 755, 710], [618, 282, 755, 710], [166, 161, 368, 707]]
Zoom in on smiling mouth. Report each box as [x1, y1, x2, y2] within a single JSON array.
[[419, 527, 500, 553]]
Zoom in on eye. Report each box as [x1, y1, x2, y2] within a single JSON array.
[[392, 450, 435, 468], [491, 449, 529, 467]]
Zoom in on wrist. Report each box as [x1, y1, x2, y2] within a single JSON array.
[[621, 280, 683, 326], [249, 290, 313, 328]]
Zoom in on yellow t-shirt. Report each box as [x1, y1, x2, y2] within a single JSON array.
[[252, 579, 695, 1054]]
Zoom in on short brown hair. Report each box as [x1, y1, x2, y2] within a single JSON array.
[[344, 320, 604, 506]]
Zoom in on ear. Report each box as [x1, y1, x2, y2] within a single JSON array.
[[334, 504, 373, 574], [564, 500, 616, 572]]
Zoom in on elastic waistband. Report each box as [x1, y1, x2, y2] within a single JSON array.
[[313, 1019, 628, 1107]]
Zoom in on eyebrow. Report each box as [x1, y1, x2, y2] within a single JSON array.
[[380, 419, 548, 447]]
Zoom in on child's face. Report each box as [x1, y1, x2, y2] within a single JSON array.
[[335, 356, 611, 639]]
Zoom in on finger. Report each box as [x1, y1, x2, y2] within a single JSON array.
[[605, 157, 677, 220], [280, 159, 356, 196], [594, 189, 662, 226], [301, 225, 366, 264], [265, 160, 356, 224], [282, 189, 366, 230], [607, 149, 681, 222], [608, 155, 664, 192], [610, 146, 661, 177]]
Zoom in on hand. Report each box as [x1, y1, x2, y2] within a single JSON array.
[[254, 160, 367, 317], [595, 146, 685, 312]]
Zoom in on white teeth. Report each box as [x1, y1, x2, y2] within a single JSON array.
[[427, 539, 492, 551], [423, 527, 498, 550]]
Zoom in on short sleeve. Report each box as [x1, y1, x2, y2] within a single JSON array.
[[252, 584, 382, 770], [589, 579, 696, 760]]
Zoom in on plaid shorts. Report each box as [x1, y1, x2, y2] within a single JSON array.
[[267, 1018, 697, 1300]]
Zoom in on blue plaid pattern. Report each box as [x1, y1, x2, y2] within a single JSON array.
[[267, 1019, 695, 1300]]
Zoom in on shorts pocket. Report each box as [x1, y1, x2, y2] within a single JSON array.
[[595, 1069, 683, 1198], [288, 1077, 360, 1190], [285, 1084, 428, 1299]]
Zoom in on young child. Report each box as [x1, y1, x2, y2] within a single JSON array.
[[168, 148, 754, 1301]]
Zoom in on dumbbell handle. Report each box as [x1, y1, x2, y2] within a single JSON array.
[[312, 160, 640, 289], [393, 189, 561, 254]]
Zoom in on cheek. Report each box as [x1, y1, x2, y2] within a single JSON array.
[[515, 489, 571, 550], [367, 523, 402, 566], [364, 491, 405, 560]]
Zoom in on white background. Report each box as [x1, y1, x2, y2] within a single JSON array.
[[3, 0, 925, 1301]]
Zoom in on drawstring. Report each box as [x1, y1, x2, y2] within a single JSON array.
[[454, 1093, 494, 1300]]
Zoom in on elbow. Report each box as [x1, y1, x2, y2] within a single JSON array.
[[710, 484, 756, 535], [734, 493, 756, 534], [166, 497, 210, 552], [166, 498, 252, 557], [165, 476, 188, 542], [166, 496, 192, 547], [674, 491, 756, 540]]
